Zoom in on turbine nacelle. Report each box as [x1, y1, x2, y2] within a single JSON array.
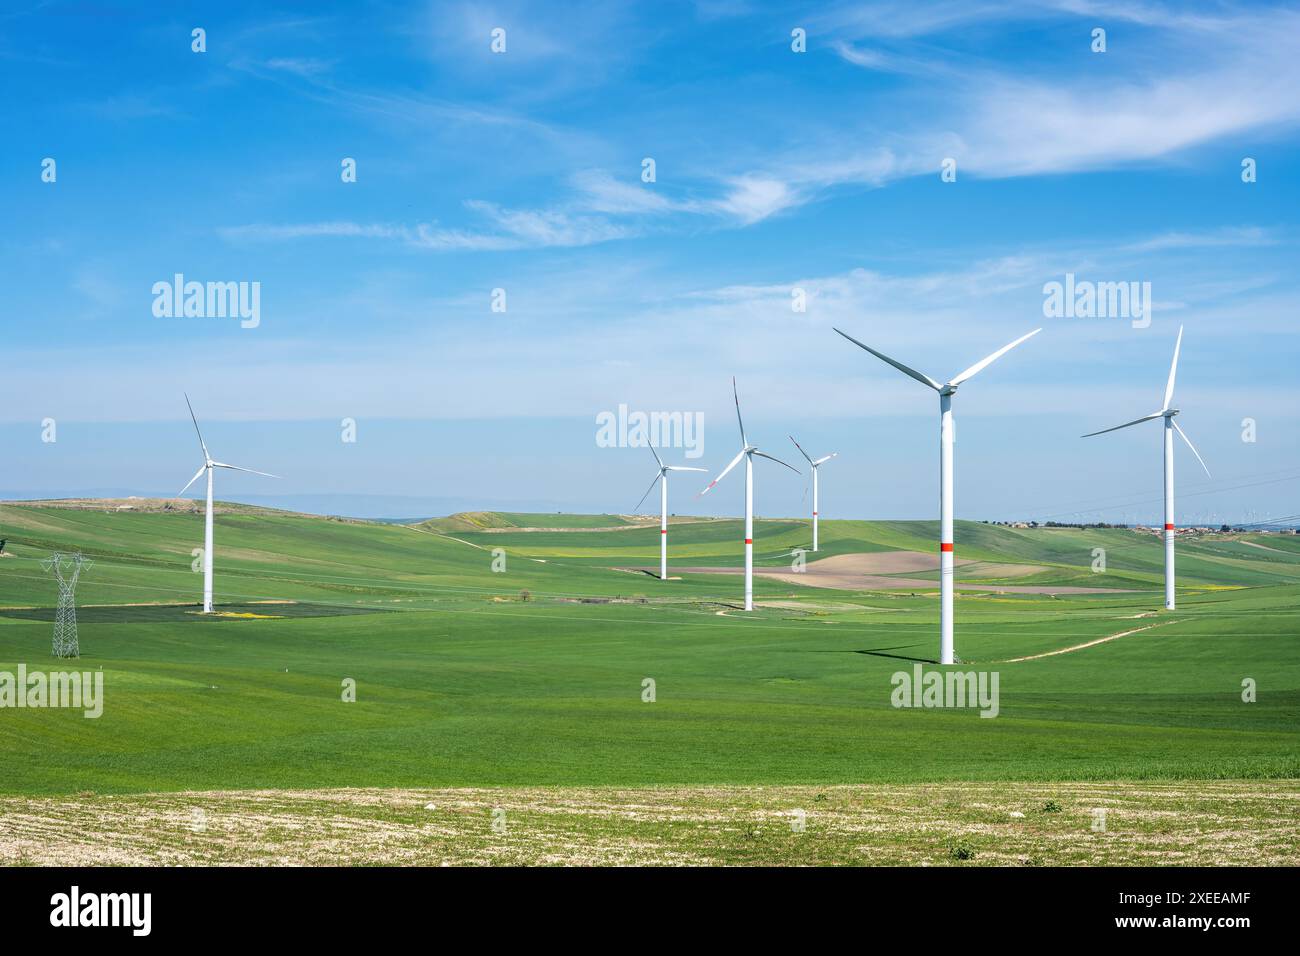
[[635, 444, 705, 511], [177, 394, 282, 496], [833, 326, 1041, 398], [1080, 327, 1209, 479], [700, 380, 801, 496], [790, 435, 837, 470]]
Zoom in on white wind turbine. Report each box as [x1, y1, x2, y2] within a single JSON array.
[[1082, 325, 1210, 610], [634, 444, 706, 580], [835, 326, 1041, 664], [789, 437, 837, 552], [700, 378, 800, 611], [177, 394, 280, 613]]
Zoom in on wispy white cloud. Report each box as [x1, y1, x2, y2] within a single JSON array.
[[814, 0, 1024, 40], [830, 40, 952, 77], [954, 46, 1300, 178], [221, 164, 783, 251], [415, 201, 633, 250], [707, 176, 802, 224], [261, 57, 335, 77], [1121, 227, 1279, 254], [739, 3, 1300, 218], [814, 0, 1250, 40], [219, 222, 407, 242], [221, 194, 636, 252], [572, 169, 680, 215], [225, 53, 577, 145]]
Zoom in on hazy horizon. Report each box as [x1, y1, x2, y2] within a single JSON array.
[[1, 488, 1290, 529]]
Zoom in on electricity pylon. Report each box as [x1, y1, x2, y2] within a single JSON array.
[[41, 552, 92, 658]]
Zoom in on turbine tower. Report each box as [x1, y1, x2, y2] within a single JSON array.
[[1082, 325, 1210, 610], [634, 444, 706, 580], [177, 394, 280, 613], [789, 436, 837, 552], [835, 326, 1040, 664], [700, 378, 800, 611]]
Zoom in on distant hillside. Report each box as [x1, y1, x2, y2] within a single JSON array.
[[1, 505, 1296, 613], [412, 511, 720, 534], [0, 498, 363, 522]]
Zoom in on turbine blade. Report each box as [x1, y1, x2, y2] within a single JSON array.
[[648, 443, 664, 470], [183, 393, 210, 460], [1172, 420, 1211, 479], [753, 450, 801, 475], [788, 435, 814, 465], [633, 472, 662, 513], [177, 464, 207, 498], [700, 449, 746, 496], [947, 328, 1042, 388], [1081, 411, 1163, 438], [210, 462, 281, 479], [1163, 325, 1184, 411], [665, 465, 708, 472], [813, 453, 838, 466], [732, 377, 747, 446], [834, 328, 941, 391]]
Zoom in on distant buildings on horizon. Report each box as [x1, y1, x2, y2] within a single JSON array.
[[984, 520, 1300, 534]]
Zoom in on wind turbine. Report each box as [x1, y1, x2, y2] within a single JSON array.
[[1082, 325, 1210, 610], [789, 437, 837, 552], [634, 444, 706, 580], [177, 394, 280, 613], [700, 378, 800, 611], [835, 326, 1041, 664]]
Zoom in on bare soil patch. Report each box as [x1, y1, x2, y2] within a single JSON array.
[[1, 780, 1293, 866], [677, 552, 1129, 595]]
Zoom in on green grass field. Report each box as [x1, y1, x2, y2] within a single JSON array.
[[1, 502, 1297, 864]]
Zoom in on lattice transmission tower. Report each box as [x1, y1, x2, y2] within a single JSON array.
[[41, 551, 92, 658]]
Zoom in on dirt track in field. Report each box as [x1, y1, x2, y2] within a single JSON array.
[[676, 552, 1132, 595], [1000, 621, 1179, 662]]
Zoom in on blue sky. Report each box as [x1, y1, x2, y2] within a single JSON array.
[[3, 0, 1298, 523]]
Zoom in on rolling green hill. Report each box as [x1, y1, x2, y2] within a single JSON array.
[[0, 503, 1296, 799]]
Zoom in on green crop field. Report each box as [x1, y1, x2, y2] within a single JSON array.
[[1, 502, 1297, 865]]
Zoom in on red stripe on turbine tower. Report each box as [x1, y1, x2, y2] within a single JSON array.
[[940, 542, 954, 552], [1164, 523, 1175, 530], [660, 529, 667, 534], [745, 538, 753, 544]]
